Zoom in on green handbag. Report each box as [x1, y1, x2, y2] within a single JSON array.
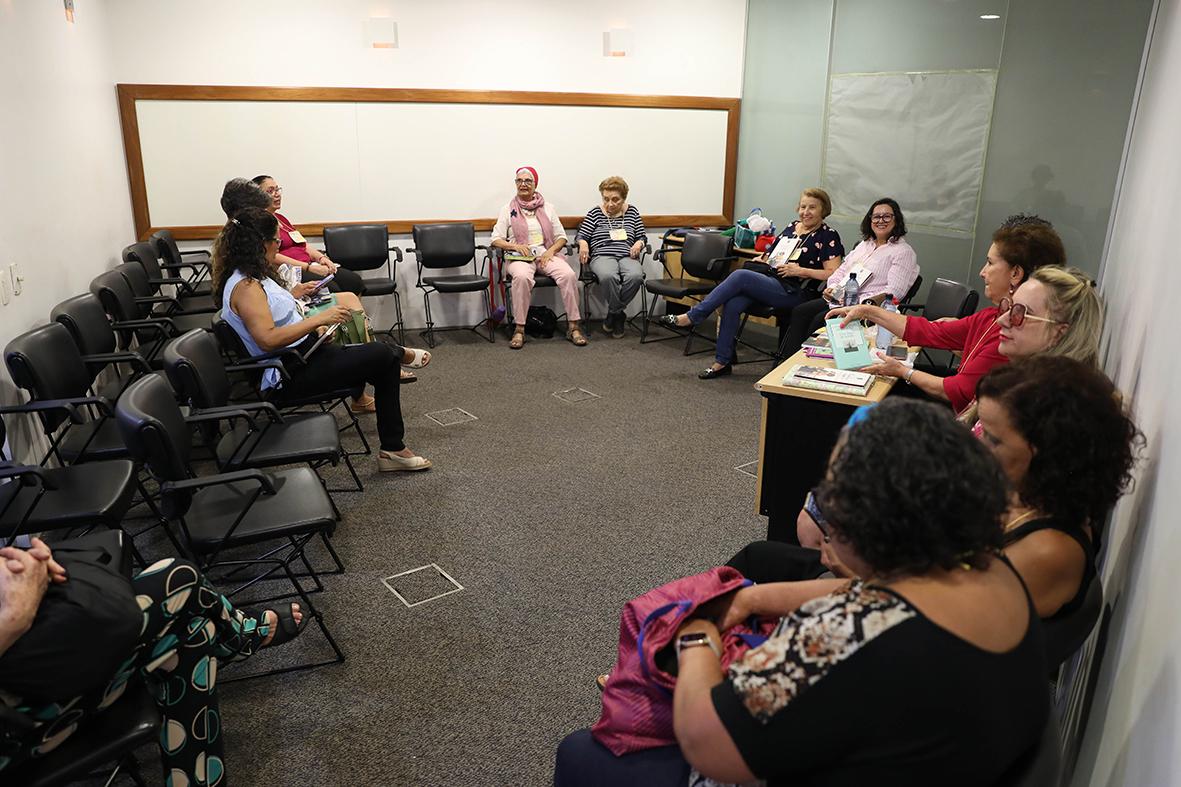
[[337, 309, 373, 344]]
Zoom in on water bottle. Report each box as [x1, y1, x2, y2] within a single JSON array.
[[843, 272, 860, 307], [876, 297, 898, 350]]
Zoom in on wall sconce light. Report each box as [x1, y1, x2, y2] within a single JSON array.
[[365, 18, 398, 49], [64, 0, 75, 23], [603, 28, 632, 57]]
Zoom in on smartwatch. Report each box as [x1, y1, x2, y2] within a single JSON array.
[[676, 632, 721, 660]]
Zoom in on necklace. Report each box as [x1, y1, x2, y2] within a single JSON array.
[[1004, 510, 1039, 532], [960, 317, 1001, 369]]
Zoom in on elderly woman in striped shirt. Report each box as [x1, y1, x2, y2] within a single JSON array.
[[575, 176, 649, 338]]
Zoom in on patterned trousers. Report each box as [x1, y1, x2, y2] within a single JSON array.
[[1, 558, 274, 786]]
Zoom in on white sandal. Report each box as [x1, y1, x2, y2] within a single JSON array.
[[402, 348, 431, 369], [377, 451, 431, 472]]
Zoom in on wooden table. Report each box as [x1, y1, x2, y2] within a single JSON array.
[[752, 348, 899, 544]]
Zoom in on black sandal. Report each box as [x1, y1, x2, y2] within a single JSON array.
[[261, 603, 308, 648]]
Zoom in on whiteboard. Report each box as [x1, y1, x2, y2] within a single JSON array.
[[124, 87, 738, 237]]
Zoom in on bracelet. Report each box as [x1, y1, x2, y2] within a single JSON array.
[[904, 367, 916, 385]]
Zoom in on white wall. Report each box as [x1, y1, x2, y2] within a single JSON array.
[[1071, 1, 1181, 785]]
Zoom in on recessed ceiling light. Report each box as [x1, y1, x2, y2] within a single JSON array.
[[980, 14, 1001, 19]]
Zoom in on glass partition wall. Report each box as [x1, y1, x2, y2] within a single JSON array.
[[737, 0, 1155, 295]]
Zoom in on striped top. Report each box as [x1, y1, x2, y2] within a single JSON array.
[[575, 205, 648, 258]]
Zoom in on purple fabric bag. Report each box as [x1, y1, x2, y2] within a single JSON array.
[[591, 566, 777, 756]]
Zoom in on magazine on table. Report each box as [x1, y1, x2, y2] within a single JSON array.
[[782, 365, 873, 396]]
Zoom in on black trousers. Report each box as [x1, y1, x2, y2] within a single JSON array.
[[305, 267, 365, 296], [726, 540, 827, 583], [779, 297, 831, 360], [276, 341, 406, 451]]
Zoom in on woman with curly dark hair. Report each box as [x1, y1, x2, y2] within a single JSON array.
[[558, 400, 1049, 786], [977, 356, 1140, 618], [214, 207, 431, 472]]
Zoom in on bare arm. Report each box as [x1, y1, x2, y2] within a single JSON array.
[[827, 303, 908, 337], [671, 619, 758, 784], [230, 278, 347, 353]]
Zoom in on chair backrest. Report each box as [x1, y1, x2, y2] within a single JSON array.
[[679, 231, 734, 282], [90, 268, 151, 350], [115, 374, 193, 504], [923, 278, 976, 321], [412, 223, 476, 270], [900, 274, 923, 307], [123, 241, 165, 283], [150, 229, 183, 268], [213, 319, 250, 363], [163, 329, 232, 409], [1043, 576, 1104, 669], [51, 293, 118, 357], [4, 323, 94, 432], [323, 224, 391, 273], [115, 261, 156, 311]]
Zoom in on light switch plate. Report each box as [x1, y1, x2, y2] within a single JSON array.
[[9, 263, 20, 296], [0, 275, 10, 305]]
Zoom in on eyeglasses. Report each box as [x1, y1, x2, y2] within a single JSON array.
[[870, 213, 895, 223], [514, 179, 535, 186], [998, 297, 1064, 327], [264, 187, 283, 196], [803, 486, 830, 537], [268, 236, 281, 244]]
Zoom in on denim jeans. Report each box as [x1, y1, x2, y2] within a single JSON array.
[[686, 269, 811, 365]]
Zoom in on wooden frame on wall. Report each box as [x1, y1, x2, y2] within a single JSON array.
[[116, 84, 741, 241]]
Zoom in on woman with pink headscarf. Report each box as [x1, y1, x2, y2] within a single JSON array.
[[490, 167, 586, 349]]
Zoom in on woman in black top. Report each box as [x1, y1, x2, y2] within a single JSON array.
[[556, 400, 1050, 786], [976, 356, 1140, 620], [660, 189, 844, 379]]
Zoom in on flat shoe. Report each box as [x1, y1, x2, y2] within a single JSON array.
[[698, 364, 733, 380], [260, 603, 308, 649], [658, 314, 685, 328], [350, 395, 377, 413], [400, 370, 417, 385], [378, 452, 432, 472], [402, 348, 431, 369]]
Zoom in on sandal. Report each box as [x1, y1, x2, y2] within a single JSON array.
[[378, 451, 432, 472], [402, 348, 431, 369], [261, 603, 308, 649], [350, 395, 377, 413], [400, 370, 417, 384], [596, 674, 609, 692], [566, 322, 587, 347], [510, 329, 525, 350]]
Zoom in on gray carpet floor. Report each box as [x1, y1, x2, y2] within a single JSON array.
[[122, 315, 783, 786]]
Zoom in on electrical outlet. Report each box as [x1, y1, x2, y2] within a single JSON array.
[[0, 275, 10, 305], [9, 263, 21, 296]]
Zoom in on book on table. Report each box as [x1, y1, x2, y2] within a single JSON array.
[[825, 317, 873, 370], [802, 334, 834, 358], [782, 364, 874, 396]]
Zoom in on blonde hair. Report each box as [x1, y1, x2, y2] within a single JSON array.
[[1032, 266, 1103, 368], [599, 176, 629, 200], [800, 188, 832, 219]]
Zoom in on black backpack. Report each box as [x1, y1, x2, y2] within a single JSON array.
[[525, 305, 558, 338]]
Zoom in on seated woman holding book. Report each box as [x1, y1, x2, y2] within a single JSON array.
[[556, 400, 1050, 786], [213, 207, 431, 472], [824, 215, 1066, 414], [658, 188, 844, 379]]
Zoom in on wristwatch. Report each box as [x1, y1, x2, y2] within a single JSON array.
[[676, 632, 721, 660]]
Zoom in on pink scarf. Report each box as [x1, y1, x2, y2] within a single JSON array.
[[509, 192, 555, 251]]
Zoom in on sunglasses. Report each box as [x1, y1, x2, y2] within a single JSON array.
[[998, 297, 1064, 328]]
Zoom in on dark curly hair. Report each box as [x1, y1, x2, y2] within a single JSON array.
[[858, 197, 907, 242], [976, 357, 1142, 545], [211, 207, 282, 306], [818, 400, 1010, 576], [990, 220, 1066, 283]]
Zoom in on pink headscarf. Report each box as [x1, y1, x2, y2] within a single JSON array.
[[509, 166, 555, 250]]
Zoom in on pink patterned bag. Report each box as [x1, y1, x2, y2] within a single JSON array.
[[591, 566, 778, 756]]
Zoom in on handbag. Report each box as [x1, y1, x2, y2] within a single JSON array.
[[524, 305, 558, 338], [0, 538, 141, 702], [337, 309, 373, 344], [591, 567, 778, 756]]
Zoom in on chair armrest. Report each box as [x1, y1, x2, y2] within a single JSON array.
[[225, 358, 292, 382], [706, 254, 739, 275], [899, 302, 925, 314], [0, 395, 113, 422], [192, 401, 283, 424], [112, 317, 177, 340], [184, 409, 263, 431], [163, 468, 276, 495], [154, 275, 191, 288], [388, 245, 404, 263], [80, 351, 154, 375], [162, 259, 208, 274], [178, 249, 211, 259], [0, 462, 53, 488], [134, 294, 185, 311]]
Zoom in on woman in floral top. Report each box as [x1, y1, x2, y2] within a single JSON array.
[[556, 400, 1050, 787]]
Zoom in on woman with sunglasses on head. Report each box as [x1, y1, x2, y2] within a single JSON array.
[[490, 167, 585, 349], [557, 400, 1049, 786], [657, 188, 845, 379], [825, 215, 1065, 414], [212, 207, 431, 472]]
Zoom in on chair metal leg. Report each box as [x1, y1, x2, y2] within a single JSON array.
[[639, 291, 688, 345]]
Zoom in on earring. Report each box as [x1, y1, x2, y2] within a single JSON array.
[[1008, 283, 1016, 295]]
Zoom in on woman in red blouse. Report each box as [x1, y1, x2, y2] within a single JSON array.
[[828, 215, 1065, 414]]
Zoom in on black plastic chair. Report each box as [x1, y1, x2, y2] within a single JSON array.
[[410, 222, 495, 347], [322, 223, 405, 344], [899, 277, 980, 370], [212, 319, 370, 456], [115, 261, 215, 334], [0, 531, 161, 787], [640, 231, 736, 355], [90, 268, 181, 365], [150, 227, 212, 295], [0, 410, 137, 547], [115, 373, 346, 676], [164, 328, 362, 496], [51, 292, 160, 402], [123, 240, 216, 312]]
